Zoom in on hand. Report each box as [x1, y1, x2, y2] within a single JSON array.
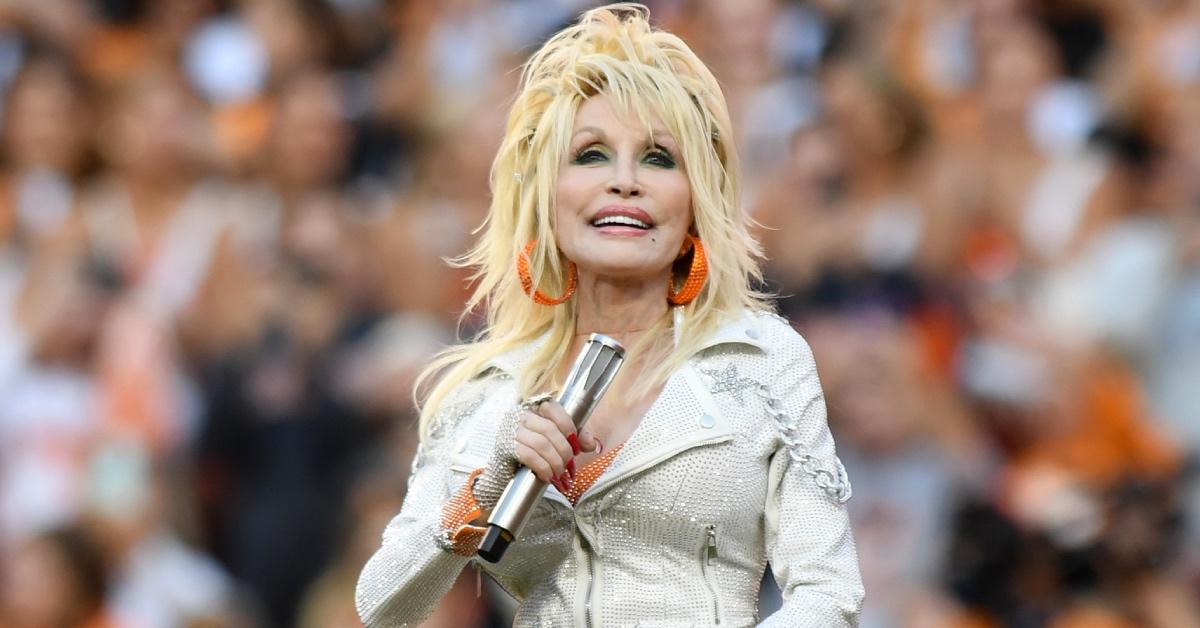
[[472, 396, 602, 511], [513, 400, 602, 494]]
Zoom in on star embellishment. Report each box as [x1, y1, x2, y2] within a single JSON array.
[[701, 363, 758, 405]]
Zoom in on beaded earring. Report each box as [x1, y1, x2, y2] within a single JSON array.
[[667, 234, 707, 305], [517, 240, 577, 305]]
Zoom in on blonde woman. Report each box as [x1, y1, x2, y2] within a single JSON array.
[[356, 4, 862, 626]]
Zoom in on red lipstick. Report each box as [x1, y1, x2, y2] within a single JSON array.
[[592, 205, 654, 225]]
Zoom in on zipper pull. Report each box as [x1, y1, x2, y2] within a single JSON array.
[[474, 561, 482, 598], [705, 524, 717, 565]]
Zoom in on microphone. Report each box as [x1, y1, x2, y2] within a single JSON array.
[[477, 333, 625, 563]]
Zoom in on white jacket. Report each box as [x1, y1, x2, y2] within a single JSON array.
[[356, 309, 864, 627]]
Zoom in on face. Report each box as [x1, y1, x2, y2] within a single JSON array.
[[109, 74, 202, 179], [554, 94, 693, 283], [3, 539, 79, 626], [271, 72, 350, 190], [4, 61, 89, 173]]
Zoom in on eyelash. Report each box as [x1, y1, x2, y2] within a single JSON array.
[[646, 148, 676, 168], [572, 145, 677, 168], [572, 148, 606, 164]]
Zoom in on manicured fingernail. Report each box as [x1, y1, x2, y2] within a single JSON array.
[[595, 438, 604, 454], [567, 432, 581, 455], [567, 458, 576, 479]]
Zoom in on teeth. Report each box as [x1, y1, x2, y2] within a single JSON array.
[[592, 215, 651, 229]]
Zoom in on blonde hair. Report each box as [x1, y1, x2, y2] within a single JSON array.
[[415, 3, 769, 438]]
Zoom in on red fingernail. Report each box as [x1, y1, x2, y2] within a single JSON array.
[[567, 458, 576, 479], [551, 477, 566, 493], [567, 432, 581, 455]]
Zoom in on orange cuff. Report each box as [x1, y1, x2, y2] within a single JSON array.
[[439, 468, 488, 556]]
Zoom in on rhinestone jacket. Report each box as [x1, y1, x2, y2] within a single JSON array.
[[356, 310, 864, 627]]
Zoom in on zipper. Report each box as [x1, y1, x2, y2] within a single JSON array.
[[583, 535, 595, 628], [700, 524, 721, 624]]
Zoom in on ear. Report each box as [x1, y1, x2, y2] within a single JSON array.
[[678, 233, 695, 257]]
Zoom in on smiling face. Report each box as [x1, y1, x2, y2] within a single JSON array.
[[553, 94, 693, 283]]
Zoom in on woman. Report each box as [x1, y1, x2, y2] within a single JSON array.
[[356, 4, 863, 626]]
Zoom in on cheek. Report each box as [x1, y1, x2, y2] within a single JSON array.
[[672, 181, 693, 220], [655, 172, 693, 227], [553, 170, 596, 253], [554, 169, 596, 221]]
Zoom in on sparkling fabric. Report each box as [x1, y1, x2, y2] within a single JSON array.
[[438, 445, 626, 555], [559, 443, 623, 504], [356, 310, 864, 627], [440, 468, 485, 556], [472, 406, 522, 511]]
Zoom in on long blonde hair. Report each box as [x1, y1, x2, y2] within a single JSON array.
[[415, 3, 770, 438]]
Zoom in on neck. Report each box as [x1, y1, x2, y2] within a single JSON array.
[[556, 271, 672, 391], [572, 271, 670, 343]]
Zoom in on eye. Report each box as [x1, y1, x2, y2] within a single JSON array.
[[572, 146, 607, 164], [644, 146, 676, 168]]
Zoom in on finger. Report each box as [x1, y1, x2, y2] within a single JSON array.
[[519, 431, 568, 477], [522, 413, 574, 464], [517, 408, 547, 431], [514, 441, 555, 482], [520, 408, 562, 438], [559, 469, 575, 492], [535, 401, 578, 440], [577, 430, 602, 454]]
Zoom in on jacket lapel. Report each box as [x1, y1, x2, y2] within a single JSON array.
[[471, 311, 772, 507], [577, 361, 734, 503]]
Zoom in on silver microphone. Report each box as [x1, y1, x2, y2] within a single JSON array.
[[477, 333, 625, 563]]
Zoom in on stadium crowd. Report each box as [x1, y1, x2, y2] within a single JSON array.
[[0, 0, 1198, 626]]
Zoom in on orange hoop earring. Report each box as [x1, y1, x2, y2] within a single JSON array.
[[667, 235, 707, 306], [517, 240, 577, 305]]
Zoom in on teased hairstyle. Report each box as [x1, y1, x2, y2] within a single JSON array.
[[416, 3, 769, 437]]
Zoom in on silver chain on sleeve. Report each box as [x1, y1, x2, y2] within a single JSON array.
[[757, 383, 853, 504]]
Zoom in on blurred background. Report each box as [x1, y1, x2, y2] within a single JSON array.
[[0, 0, 1198, 626]]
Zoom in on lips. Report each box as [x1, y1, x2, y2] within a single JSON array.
[[590, 205, 654, 230]]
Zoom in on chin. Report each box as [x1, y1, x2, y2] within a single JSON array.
[[562, 230, 676, 278], [574, 258, 670, 282]]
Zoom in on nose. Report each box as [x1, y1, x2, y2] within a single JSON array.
[[607, 155, 641, 197]]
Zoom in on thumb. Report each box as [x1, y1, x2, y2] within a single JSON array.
[[578, 430, 603, 454]]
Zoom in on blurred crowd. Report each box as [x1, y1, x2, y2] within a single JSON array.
[[0, 0, 1197, 627]]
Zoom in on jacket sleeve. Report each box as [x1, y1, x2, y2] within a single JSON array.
[[355, 390, 488, 626], [759, 333, 864, 627]]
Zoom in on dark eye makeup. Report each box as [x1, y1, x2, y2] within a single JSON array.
[[644, 145, 676, 167], [570, 143, 677, 168], [572, 146, 607, 164]]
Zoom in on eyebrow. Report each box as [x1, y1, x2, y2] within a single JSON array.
[[572, 126, 676, 145]]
